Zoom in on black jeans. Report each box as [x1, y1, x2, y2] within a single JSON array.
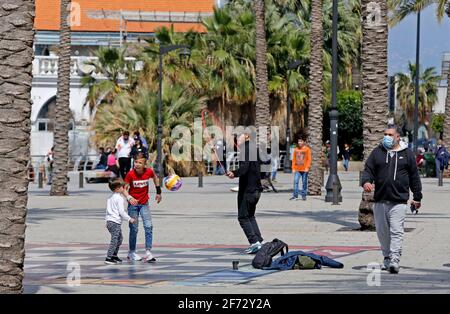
[[238, 190, 263, 245], [118, 157, 131, 179]]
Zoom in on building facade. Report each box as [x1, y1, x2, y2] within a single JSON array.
[[31, 0, 219, 163]]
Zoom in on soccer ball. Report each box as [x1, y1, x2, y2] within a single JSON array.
[[163, 174, 182, 191]]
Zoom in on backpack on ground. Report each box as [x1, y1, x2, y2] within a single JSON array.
[[252, 238, 288, 269]]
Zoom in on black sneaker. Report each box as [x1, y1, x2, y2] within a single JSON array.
[[105, 257, 117, 265], [112, 256, 123, 263]]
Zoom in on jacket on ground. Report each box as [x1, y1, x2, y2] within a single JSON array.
[[264, 250, 344, 270]]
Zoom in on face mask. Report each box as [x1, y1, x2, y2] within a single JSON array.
[[382, 135, 394, 149]]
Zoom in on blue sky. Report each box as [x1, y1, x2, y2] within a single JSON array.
[[388, 4, 450, 79]]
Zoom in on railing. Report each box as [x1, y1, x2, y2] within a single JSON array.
[[32, 56, 139, 78]]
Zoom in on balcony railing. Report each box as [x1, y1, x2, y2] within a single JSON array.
[[32, 56, 139, 79]]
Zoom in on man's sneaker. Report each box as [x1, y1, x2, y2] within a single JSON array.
[[244, 242, 261, 254], [302, 196, 307, 201], [389, 260, 400, 274], [112, 256, 123, 263], [127, 252, 142, 261], [144, 250, 156, 263], [105, 257, 117, 265], [381, 257, 390, 270], [289, 196, 299, 201]]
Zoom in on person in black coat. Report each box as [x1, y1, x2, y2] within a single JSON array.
[[226, 131, 264, 254]]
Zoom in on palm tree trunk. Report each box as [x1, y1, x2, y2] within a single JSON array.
[[443, 72, 450, 146], [254, 0, 271, 133], [307, 0, 324, 195], [50, 0, 72, 196], [359, 0, 389, 230], [0, 0, 35, 293]]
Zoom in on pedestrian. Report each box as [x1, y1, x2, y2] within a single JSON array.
[[115, 131, 135, 179], [343, 143, 351, 171], [46, 146, 54, 185], [123, 155, 162, 262], [95, 147, 108, 170], [131, 139, 149, 161], [226, 131, 264, 254], [133, 131, 148, 149], [361, 124, 422, 274], [106, 148, 119, 177], [104, 179, 136, 265], [290, 136, 311, 201], [435, 139, 450, 178]]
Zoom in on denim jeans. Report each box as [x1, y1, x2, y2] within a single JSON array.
[[128, 203, 153, 251], [343, 159, 349, 171], [293, 171, 308, 198]]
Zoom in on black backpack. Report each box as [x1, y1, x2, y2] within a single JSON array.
[[252, 239, 289, 269]]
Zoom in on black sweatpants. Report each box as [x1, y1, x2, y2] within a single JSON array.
[[118, 157, 131, 179], [237, 190, 263, 245], [106, 221, 123, 258]]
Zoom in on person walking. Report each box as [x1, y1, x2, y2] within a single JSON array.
[[290, 136, 311, 201], [226, 131, 264, 254], [361, 125, 422, 274], [115, 131, 135, 179], [435, 139, 450, 179], [343, 143, 351, 171]]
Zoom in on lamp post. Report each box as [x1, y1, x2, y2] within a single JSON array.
[[157, 44, 191, 183], [325, 0, 342, 203], [284, 60, 302, 173], [413, 10, 421, 154]]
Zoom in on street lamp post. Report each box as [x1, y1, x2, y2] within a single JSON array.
[[284, 60, 302, 173], [325, 0, 342, 203], [413, 10, 421, 154], [157, 44, 190, 183]]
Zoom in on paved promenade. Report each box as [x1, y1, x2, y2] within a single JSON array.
[[24, 171, 450, 293]]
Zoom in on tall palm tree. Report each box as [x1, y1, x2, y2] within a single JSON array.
[[50, 0, 71, 196], [358, 0, 389, 230], [254, 0, 271, 137], [389, 1, 450, 145], [0, 0, 35, 293], [395, 62, 440, 126], [307, 0, 325, 195]]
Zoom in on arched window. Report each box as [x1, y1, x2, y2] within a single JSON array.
[[36, 96, 74, 131]]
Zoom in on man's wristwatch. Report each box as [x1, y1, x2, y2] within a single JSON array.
[[156, 186, 162, 195], [126, 195, 133, 201]]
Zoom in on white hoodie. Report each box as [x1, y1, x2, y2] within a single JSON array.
[[105, 193, 132, 224]]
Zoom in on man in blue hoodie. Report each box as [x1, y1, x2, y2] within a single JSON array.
[[361, 125, 422, 274]]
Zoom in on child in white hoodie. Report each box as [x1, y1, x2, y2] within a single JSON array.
[[105, 179, 135, 264]]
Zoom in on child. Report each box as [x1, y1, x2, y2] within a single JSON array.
[[290, 136, 312, 201], [105, 179, 135, 264]]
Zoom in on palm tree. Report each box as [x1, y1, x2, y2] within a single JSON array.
[[50, 0, 72, 196], [0, 0, 35, 293], [358, 0, 390, 230], [254, 0, 271, 137], [92, 85, 205, 176], [81, 46, 137, 113], [389, 1, 450, 145], [307, 0, 325, 195], [395, 63, 440, 126]]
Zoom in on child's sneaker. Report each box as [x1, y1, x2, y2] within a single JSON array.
[[105, 257, 117, 265], [127, 252, 142, 261], [144, 250, 156, 263], [112, 256, 122, 263], [381, 257, 390, 270]]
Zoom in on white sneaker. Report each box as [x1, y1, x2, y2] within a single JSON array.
[[145, 250, 156, 263], [244, 242, 261, 254], [127, 251, 142, 261]]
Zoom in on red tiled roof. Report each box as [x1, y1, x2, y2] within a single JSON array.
[[35, 0, 215, 33]]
